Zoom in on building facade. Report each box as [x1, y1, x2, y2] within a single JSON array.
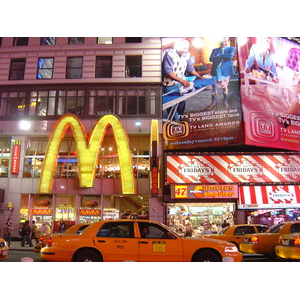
[[0, 37, 164, 237]]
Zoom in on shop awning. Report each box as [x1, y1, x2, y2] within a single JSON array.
[[238, 185, 300, 209]]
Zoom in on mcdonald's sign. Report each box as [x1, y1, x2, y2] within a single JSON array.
[[38, 114, 135, 195]]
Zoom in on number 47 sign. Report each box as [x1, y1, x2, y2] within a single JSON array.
[[174, 185, 188, 198]]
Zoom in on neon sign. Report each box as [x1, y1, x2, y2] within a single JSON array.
[[38, 114, 135, 195]]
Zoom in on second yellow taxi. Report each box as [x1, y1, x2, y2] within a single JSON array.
[[240, 221, 300, 258], [201, 224, 268, 250]]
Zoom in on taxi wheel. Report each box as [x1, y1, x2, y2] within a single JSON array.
[[74, 249, 102, 262], [193, 250, 221, 262]]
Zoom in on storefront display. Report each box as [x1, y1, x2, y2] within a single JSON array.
[[167, 202, 235, 237]]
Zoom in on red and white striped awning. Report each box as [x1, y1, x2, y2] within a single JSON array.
[[166, 154, 300, 184], [238, 185, 300, 209]]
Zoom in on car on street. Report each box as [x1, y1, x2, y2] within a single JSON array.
[[201, 224, 269, 250], [0, 237, 9, 261], [40, 219, 243, 262], [35, 223, 90, 253], [240, 221, 300, 258], [275, 233, 300, 260]]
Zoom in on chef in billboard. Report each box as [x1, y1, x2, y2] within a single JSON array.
[[162, 39, 204, 120]]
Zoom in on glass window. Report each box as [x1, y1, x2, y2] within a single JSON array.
[[268, 223, 284, 233], [37, 58, 54, 79], [95, 56, 112, 78], [120, 89, 146, 115], [125, 55, 142, 78], [97, 37, 112, 44], [9, 58, 26, 80], [125, 37, 142, 43], [96, 222, 134, 238], [234, 226, 255, 235], [29, 91, 56, 116], [89, 89, 114, 115], [58, 90, 85, 115], [0, 91, 26, 116], [291, 223, 300, 233], [68, 37, 84, 44], [0, 138, 11, 178], [66, 57, 83, 79], [41, 37, 56, 45], [13, 37, 29, 46], [138, 222, 177, 239]]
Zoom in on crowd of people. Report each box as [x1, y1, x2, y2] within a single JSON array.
[[2, 218, 67, 248]]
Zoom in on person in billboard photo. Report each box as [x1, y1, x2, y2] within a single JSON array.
[[162, 39, 204, 120], [208, 38, 236, 109], [244, 37, 278, 82]]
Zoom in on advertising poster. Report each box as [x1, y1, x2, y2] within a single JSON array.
[[162, 37, 243, 150], [237, 37, 300, 151]]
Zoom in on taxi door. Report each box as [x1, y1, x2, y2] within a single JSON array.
[[137, 222, 183, 262], [94, 221, 139, 262]]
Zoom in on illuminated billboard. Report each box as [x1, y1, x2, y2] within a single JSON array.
[[38, 114, 135, 195], [237, 37, 300, 151], [162, 37, 243, 150]]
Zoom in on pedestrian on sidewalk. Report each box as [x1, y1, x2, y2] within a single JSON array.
[[3, 218, 14, 247], [31, 220, 39, 244], [20, 220, 33, 247]]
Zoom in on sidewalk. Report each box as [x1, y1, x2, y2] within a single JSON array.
[[9, 240, 36, 251]]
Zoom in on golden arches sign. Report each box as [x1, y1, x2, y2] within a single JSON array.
[[38, 114, 135, 195]]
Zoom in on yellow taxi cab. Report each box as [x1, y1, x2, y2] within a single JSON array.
[[40, 220, 243, 262], [35, 223, 90, 253], [275, 233, 300, 260], [240, 221, 300, 257], [201, 224, 269, 250], [0, 237, 9, 261]]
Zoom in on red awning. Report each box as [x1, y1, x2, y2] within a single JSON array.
[[238, 185, 300, 209]]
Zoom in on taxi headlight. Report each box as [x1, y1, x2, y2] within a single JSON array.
[[224, 246, 238, 252], [0, 241, 6, 247]]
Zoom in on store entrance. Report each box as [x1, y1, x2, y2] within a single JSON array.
[[32, 215, 53, 237], [167, 202, 236, 237]]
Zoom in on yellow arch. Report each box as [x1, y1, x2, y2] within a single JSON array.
[[38, 114, 135, 194]]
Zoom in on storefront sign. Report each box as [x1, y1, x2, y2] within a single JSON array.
[[38, 114, 135, 195], [32, 209, 52, 215], [171, 185, 238, 199], [79, 209, 101, 215], [166, 153, 300, 184], [11, 142, 21, 174], [239, 185, 300, 209]]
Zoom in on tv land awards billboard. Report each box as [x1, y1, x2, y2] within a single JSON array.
[[237, 37, 300, 151], [162, 37, 300, 152], [162, 37, 243, 150]]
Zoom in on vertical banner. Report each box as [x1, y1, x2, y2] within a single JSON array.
[[11, 141, 21, 174], [237, 37, 300, 151], [162, 37, 243, 150]]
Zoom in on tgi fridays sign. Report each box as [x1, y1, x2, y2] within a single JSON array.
[[166, 153, 300, 184], [171, 184, 238, 199]]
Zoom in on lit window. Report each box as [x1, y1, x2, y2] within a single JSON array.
[[41, 37, 56, 45], [97, 37, 112, 44], [37, 58, 54, 79]]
